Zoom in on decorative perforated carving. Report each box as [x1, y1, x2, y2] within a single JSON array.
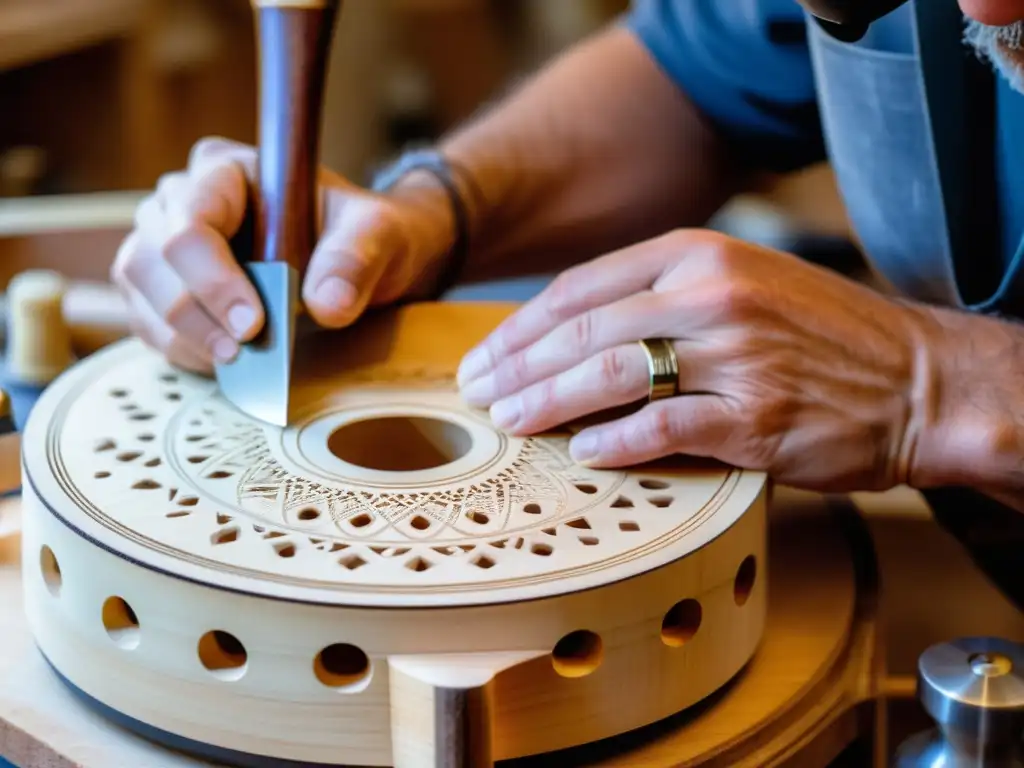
[[32, 340, 752, 606]]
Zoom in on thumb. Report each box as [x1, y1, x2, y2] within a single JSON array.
[[302, 194, 406, 328]]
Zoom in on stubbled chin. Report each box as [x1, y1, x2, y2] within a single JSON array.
[[992, 40, 1024, 92], [964, 18, 1024, 93]]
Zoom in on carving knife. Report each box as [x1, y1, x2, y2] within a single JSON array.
[[214, 0, 341, 427]]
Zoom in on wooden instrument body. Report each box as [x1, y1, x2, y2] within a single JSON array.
[[18, 303, 768, 766]]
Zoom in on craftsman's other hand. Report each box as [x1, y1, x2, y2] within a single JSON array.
[[111, 137, 453, 374], [456, 229, 936, 493]]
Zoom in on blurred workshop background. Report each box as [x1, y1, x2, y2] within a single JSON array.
[[0, 0, 863, 279]]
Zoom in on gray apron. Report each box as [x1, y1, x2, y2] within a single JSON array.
[[809, 0, 1024, 610]]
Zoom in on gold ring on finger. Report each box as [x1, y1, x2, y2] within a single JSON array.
[[638, 338, 679, 402]]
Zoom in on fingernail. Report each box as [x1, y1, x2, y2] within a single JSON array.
[[212, 336, 239, 363], [489, 398, 521, 430], [227, 303, 257, 339], [457, 347, 490, 385], [570, 432, 599, 465], [460, 375, 495, 407], [314, 276, 356, 311]]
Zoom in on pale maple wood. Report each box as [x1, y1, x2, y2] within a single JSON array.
[[1, 486, 875, 768], [18, 302, 771, 765]]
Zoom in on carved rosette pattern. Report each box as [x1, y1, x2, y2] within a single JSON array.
[[48, 347, 736, 592]]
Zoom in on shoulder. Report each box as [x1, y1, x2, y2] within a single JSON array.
[[623, 0, 825, 172]]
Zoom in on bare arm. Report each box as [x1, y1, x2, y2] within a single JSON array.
[[396, 25, 747, 284]]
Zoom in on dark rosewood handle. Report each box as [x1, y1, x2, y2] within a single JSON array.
[[251, 0, 341, 272]]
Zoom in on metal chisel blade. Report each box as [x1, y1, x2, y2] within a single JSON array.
[[213, 262, 298, 427]]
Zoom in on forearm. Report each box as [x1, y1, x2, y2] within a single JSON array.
[[908, 303, 1024, 513], [431, 24, 745, 282]]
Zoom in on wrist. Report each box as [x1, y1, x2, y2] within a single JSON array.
[[371, 149, 482, 299], [905, 305, 1024, 493]]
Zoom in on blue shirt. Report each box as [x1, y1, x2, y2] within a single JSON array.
[[623, 0, 1024, 266]]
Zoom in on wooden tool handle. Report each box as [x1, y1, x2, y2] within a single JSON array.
[[251, 0, 340, 272]]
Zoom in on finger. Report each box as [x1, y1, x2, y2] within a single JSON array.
[[460, 289, 676, 407], [457, 233, 681, 385], [301, 196, 402, 328], [118, 234, 240, 365], [568, 395, 733, 467], [157, 163, 266, 342], [489, 342, 650, 434], [489, 340, 714, 436], [122, 285, 214, 375], [187, 136, 258, 182]]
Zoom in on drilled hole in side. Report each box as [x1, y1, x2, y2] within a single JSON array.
[[102, 596, 140, 649], [197, 631, 248, 681], [618, 521, 640, 532], [410, 515, 431, 530], [40, 546, 62, 597], [661, 599, 702, 647], [574, 483, 597, 494], [734, 555, 757, 606], [326, 416, 472, 472], [647, 496, 674, 508], [313, 644, 372, 691], [523, 503, 542, 514], [552, 630, 603, 678], [640, 479, 670, 490], [94, 471, 110, 479], [297, 507, 320, 521]]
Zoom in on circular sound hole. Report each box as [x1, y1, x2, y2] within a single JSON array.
[[734, 555, 757, 606], [314, 643, 372, 691], [102, 596, 141, 649], [39, 546, 62, 597], [326, 416, 473, 472], [551, 630, 603, 678], [661, 599, 702, 647], [198, 630, 248, 681]]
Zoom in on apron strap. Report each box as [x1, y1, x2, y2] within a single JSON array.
[[912, 0, 1002, 307], [910, 0, 1024, 613]]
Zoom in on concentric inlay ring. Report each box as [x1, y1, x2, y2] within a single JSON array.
[[23, 339, 766, 607]]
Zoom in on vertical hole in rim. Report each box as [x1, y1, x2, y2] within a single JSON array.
[[326, 416, 472, 472], [198, 630, 248, 681], [551, 630, 603, 678], [40, 546, 62, 596], [313, 644, 372, 691], [734, 555, 757, 606], [661, 599, 702, 647], [102, 597, 141, 649]]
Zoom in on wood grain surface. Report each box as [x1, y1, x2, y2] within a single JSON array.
[[0, 487, 874, 767]]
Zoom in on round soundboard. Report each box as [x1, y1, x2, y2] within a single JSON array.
[[20, 303, 769, 767]]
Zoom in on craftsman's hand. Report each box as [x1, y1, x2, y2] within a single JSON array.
[[457, 229, 939, 492], [111, 137, 454, 373]]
